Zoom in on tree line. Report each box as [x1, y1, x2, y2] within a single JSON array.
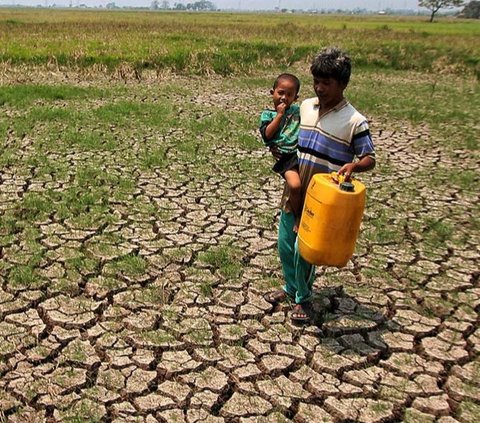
[[420, 0, 479, 21], [150, 0, 216, 10]]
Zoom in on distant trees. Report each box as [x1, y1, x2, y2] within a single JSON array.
[[461, 0, 480, 17], [152, 0, 170, 9], [187, 1, 216, 10], [173, 1, 216, 10], [418, 0, 464, 22], [151, 1, 216, 10]]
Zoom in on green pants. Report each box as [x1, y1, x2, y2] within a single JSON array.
[[278, 210, 315, 304]]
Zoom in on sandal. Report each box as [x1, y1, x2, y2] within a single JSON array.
[[290, 302, 312, 324], [263, 289, 293, 304]]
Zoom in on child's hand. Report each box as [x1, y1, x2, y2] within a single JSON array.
[[276, 102, 287, 115]]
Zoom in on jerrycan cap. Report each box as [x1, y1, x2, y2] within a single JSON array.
[[339, 182, 355, 192]]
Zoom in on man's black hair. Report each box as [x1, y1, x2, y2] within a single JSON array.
[[273, 73, 301, 95], [310, 47, 351, 85]]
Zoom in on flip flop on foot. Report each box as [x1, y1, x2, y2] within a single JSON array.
[[290, 302, 312, 324], [263, 289, 292, 304]]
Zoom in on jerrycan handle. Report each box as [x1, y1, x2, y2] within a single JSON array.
[[331, 172, 355, 192]]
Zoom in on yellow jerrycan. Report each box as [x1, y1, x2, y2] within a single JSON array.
[[298, 172, 366, 267]]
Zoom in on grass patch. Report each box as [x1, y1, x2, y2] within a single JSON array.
[[93, 101, 174, 129], [113, 255, 147, 276], [198, 243, 244, 279], [62, 128, 117, 151], [363, 208, 404, 244], [0, 84, 99, 107], [423, 217, 454, 244], [140, 147, 167, 170], [200, 281, 214, 298], [66, 256, 99, 275], [449, 169, 478, 191], [16, 192, 54, 220], [350, 69, 479, 151], [8, 264, 45, 289]]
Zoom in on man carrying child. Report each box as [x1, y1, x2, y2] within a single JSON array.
[[265, 47, 376, 324]]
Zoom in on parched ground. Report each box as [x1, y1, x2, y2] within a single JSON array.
[[0, 69, 479, 422]]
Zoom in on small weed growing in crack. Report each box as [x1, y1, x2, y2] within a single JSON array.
[[198, 243, 244, 279], [113, 254, 147, 276]]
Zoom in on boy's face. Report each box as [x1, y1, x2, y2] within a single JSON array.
[[313, 76, 347, 108], [271, 78, 298, 109]]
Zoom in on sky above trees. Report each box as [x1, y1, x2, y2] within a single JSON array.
[[3, 0, 438, 10], [3, 0, 466, 13]]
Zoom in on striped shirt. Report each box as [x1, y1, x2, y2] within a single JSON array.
[[281, 97, 375, 210]]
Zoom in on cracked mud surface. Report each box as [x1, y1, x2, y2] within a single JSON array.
[[0, 70, 479, 422]]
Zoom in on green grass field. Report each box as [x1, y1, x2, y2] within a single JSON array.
[[1, 10, 478, 76]]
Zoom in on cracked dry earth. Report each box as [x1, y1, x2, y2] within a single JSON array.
[[0, 72, 479, 423]]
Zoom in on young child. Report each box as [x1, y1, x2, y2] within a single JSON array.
[[264, 48, 376, 324], [259, 73, 303, 231]]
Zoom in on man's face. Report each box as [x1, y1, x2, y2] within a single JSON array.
[[271, 78, 298, 109], [313, 76, 346, 108]]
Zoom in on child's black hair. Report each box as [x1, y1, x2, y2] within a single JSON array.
[[273, 73, 301, 95], [310, 47, 351, 85]]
